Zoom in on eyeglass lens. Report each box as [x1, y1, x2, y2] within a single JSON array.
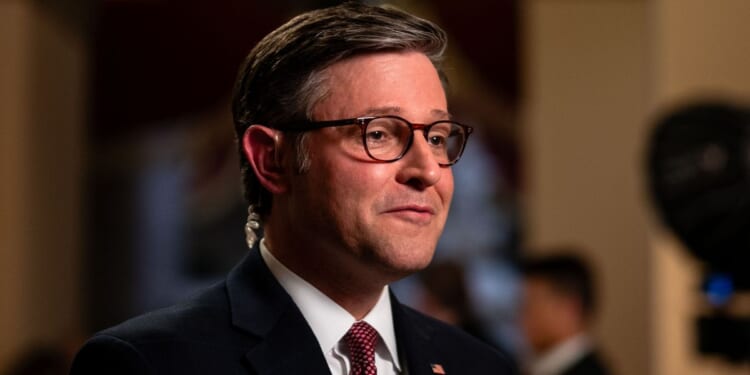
[[363, 117, 467, 164]]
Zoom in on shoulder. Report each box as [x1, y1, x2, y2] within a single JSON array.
[[101, 281, 232, 344], [71, 282, 253, 374], [71, 334, 156, 375], [398, 304, 518, 374], [565, 350, 612, 375]]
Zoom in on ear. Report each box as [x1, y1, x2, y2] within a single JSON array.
[[242, 125, 289, 195]]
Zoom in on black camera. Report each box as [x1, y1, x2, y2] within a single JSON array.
[[647, 101, 750, 363]]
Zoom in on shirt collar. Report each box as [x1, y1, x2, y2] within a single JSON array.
[[530, 333, 592, 375], [259, 238, 401, 371]]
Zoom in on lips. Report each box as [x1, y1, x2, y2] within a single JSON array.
[[385, 205, 435, 214], [382, 204, 436, 224]]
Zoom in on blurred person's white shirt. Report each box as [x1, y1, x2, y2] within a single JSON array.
[[529, 333, 592, 375]]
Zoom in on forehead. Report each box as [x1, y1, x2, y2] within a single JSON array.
[[524, 277, 558, 297], [313, 51, 448, 121]]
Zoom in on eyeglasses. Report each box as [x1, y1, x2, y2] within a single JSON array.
[[286, 115, 474, 166]]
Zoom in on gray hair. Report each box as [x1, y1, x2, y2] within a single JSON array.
[[232, 1, 448, 216]]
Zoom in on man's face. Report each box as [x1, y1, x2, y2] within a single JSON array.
[[520, 277, 576, 354], [287, 51, 454, 280]]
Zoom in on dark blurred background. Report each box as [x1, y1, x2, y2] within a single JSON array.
[[1, 0, 749, 374]]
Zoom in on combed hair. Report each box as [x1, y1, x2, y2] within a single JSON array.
[[521, 253, 597, 318], [231, 1, 448, 216]]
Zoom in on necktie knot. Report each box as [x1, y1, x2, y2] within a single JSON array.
[[345, 321, 379, 375]]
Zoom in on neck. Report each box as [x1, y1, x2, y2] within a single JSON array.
[[263, 221, 388, 320]]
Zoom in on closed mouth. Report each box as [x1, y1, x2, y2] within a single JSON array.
[[384, 205, 435, 215]]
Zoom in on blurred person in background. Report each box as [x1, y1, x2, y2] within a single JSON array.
[[519, 253, 611, 375], [417, 261, 518, 368], [71, 2, 515, 374], [417, 261, 496, 345]]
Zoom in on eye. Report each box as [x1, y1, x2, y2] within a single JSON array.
[[427, 123, 452, 147], [367, 130, 387, 141], [428, 135, 446, 146], [365, 118, 405, 147]]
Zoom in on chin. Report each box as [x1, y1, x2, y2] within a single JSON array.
[[354, 225, 443, 278], [372, 241, 437, 279]]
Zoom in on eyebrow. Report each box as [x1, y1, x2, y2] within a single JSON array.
[[361, 106, 453, 120], [431, 109, 453, 120]]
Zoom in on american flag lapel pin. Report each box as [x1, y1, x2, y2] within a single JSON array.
[[431, 363, 446, 374]]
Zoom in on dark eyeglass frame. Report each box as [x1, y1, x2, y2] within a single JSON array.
[[285, 115, 474, 166]]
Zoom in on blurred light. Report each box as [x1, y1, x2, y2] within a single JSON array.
[[703, 273, 734, 307]]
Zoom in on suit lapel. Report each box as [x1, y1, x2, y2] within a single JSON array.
[[391, 293, 439, 375], [244, 307, 332, 374], [226, 250, 448, 375], [226, 250, 331, 375]]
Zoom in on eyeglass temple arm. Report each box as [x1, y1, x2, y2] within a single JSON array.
[[282, 117, 368, 131]]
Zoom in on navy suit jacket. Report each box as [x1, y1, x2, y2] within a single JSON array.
[[560, 351, 610, 375], [71, 249, 516, 374]]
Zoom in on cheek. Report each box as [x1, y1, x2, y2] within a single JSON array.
[[522, 299, 551, 330], [439, 169, 454, 205], [325, 162, 392, 211], [521, 303, 540, 332]]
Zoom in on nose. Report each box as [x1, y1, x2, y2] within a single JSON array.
[[395, 132, 443, 190]]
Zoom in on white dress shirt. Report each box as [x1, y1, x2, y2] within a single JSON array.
[[260, 239, 402, 375], [529, 333, 592, 375]]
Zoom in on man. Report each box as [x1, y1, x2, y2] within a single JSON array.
[[71, 2, 515, 374], [520, 253, 612, 375]]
